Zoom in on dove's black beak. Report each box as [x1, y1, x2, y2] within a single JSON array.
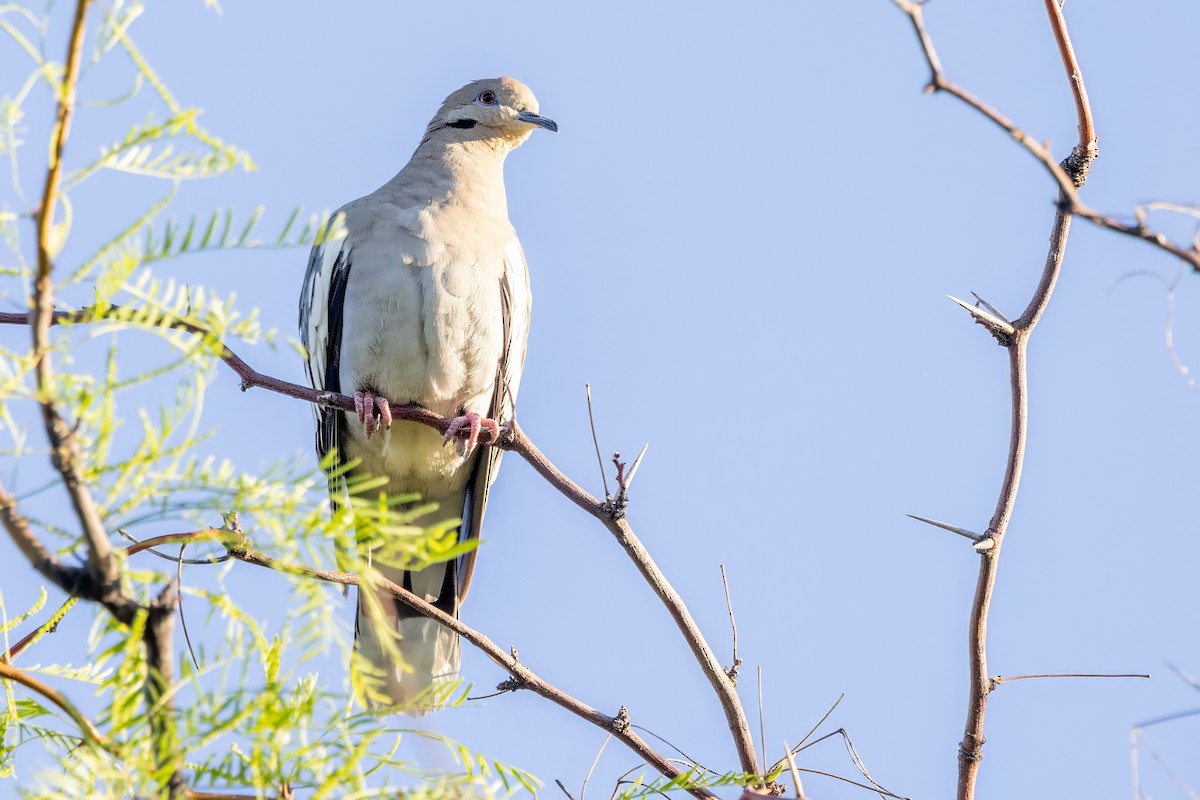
[[517, 110, 558, 132]]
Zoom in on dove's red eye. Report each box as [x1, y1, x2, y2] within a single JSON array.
[[477, 90, 497, 105]]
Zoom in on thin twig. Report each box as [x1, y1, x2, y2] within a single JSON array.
[[585, 384, 610, 500], [0, 304, 764, 779], [177, 543, 200, 670], [1132, 708, 1200, 730], [120, 528, 231, 564], [1130, 728, 1200, 800], [630, 724, 709, 774], [789, 768, 908, 800], [836, 727, 897, 800], [992, 672, 1150, 687], [768, 694, 844, 775], [720, 565, 741, 682], [757, 666, 766, 779], [581, 733, 612, 800], [1169, 663, 1200, 693]]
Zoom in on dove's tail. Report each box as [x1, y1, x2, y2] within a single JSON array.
[[353, 558, 461, 716]]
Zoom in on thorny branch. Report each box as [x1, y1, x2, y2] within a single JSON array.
[[896, 2, 1114, 800], [0, 303, 764, 781]]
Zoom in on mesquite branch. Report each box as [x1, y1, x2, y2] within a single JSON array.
[[30, 0, 117, 591], [9, 1, 187, 792], [896, 2, 1105, 799], [0, 302, 764, 780]]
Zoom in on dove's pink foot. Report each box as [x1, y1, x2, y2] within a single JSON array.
[[354, 391, 392, 439], [442, 412, 500, 456]]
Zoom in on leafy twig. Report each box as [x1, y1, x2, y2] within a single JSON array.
[[0, 659, 120, 754]]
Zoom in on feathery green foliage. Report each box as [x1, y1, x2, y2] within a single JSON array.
[[0, 2, 536, 797]]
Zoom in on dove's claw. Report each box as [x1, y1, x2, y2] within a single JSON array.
[[377, 397, 392, 430], [443, 412, 499, 456], [354, 391, 391, 439]]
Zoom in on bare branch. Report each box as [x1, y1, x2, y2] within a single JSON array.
[[0, 482, 139, 622], [894, 0, 1200, 273], [895, 3, 1106, 798], [511, 424, 762, 777]]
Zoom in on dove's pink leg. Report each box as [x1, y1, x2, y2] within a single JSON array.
[[443, 412, 501, 455], [354, 391, 392, 439]]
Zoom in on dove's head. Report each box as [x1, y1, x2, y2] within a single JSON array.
[[425, 77, 557, 147]]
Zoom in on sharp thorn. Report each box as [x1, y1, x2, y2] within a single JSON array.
[[947, 295, 1016, 335], [907, 513, 984, 542], [625, 442, 649, 488]]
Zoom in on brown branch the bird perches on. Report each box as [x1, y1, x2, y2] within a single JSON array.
[[143, 528, 716, 800], [893, 0, 1200, 274], [895, 2, 1103, 800], [0, 302, 763, 780]]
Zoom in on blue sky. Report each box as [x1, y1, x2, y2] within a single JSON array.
[[2, 1, 1199, 798]]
